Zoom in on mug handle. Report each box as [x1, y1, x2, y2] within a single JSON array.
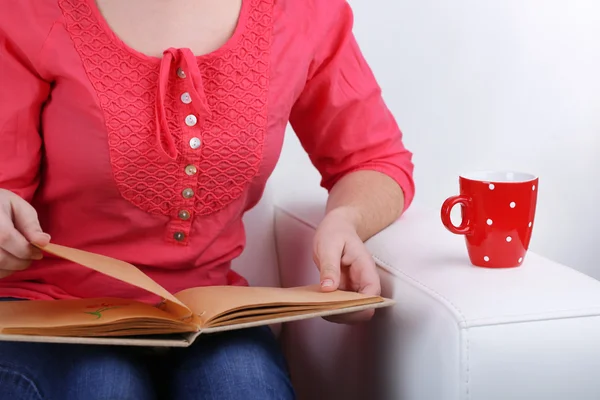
[[441, 195, 473, 235]]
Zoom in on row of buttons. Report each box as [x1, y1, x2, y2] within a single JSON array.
[[174, 67, 200, 242]]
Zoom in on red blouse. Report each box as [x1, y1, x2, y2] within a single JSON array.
[[0, 0, 414, 303]]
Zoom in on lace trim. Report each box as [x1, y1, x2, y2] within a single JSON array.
[[58, 0, 272, 216]]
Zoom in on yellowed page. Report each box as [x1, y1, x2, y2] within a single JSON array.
[[35, 243, 192, 321], [0, 297, 193, 336], [175, 284, 384, 326], [205, 300, 393, 328]]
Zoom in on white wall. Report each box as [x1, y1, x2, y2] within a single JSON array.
[[273, 0, 600, 279]]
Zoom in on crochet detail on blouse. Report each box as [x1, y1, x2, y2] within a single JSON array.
[[58, 0, 272, 216]]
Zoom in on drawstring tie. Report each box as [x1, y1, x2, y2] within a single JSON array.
[[155, 48, 211, 160]]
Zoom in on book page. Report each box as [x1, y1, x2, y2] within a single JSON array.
[[0, 297, 193, 336], [175, 284, 384, 326], [198, 299, 396, 334], [35, 243, 193, 321]]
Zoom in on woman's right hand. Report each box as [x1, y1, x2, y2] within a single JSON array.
[[0, 189, 50, 278]]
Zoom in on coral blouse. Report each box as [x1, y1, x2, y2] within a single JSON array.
[[0, 0, 414, 302]]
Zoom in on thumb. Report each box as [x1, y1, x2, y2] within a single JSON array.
[[10, 197, 50, 246], [314, 240, 344, 292]]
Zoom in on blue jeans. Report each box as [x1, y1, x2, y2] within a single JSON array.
[[0, 300, 295, 400]]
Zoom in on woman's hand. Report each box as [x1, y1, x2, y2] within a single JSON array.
[[313, 207, 381, 324], [0, 189, 50, 278]]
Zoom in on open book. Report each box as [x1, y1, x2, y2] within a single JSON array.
[[0, 243, 395, 347]]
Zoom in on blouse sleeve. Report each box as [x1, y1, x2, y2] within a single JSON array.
[[289, 0, 415, 211], [0, 3, 53, 202]]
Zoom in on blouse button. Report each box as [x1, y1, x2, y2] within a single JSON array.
[[185, 115, 197, 127], [177, 68, 186, 79], [182, 188, 194, 199], [178, 210, 191, 221], [185, 165, 198, 176], [173, 232, 186, 241], [189, 137, 202, 149], [180, 92, 192, 104]]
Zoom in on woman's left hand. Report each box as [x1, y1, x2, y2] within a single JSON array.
[[313, 208, 381, 324]]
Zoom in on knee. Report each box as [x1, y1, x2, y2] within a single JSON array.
[[176, 328, 295, 399], [66, 353, 153, 400], [0, 365, 44, 400], [178, 354, 295, 399], [218, 354, 295, 399], [0, 342, 153, 400]]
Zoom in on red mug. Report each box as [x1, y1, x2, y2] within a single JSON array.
[[441, 171, 538, 268]]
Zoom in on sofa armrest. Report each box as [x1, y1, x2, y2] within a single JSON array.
[[274, 195, 600, 400]]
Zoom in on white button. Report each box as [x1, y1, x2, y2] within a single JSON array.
[[184, 164, 198, 175], [189, 137, 201, 149], [177, 68, 186, 79], [185, 115, 197, 127], [182, 188, 194, 199], [180, 92, 192, 104]]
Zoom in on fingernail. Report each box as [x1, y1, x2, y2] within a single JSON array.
[[321, 279, 334, 288], [31, 252, 43, 260]]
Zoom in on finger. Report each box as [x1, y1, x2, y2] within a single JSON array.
[[314, 237, 344, 292], [0, 219, 37, 260], [354, 257, 381, 296], [336, 267, 353, 291], [342, 239, 381, 296], [0, 248, 31, 271], [10, 197, 50, 246]]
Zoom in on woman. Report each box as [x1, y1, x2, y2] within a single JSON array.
[[0, 0, 414, 398]]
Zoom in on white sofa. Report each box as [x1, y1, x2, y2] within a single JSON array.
[[233, 179, 600, 400]]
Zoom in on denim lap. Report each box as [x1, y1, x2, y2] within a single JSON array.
[[0, 364, 45, 400], [0, 298, 295, 400], [0, 340, 155, 400], [165, 327, 295, 400]]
